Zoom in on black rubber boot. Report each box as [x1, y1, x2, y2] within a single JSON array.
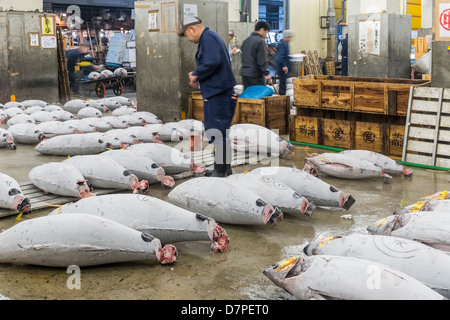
[[206, 141, 232, 178]]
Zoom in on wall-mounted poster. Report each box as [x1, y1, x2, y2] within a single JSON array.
[[358, 20, 381, 55], [29, 33, 40, 48], [40, 15, 56, 36], [435, 0, 450, 41], [41, 35, 57, 49]]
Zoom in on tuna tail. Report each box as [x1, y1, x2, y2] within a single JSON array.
[[263, 206, 283, 226], [303, 201, 316, 217], [381, 173, 393, 184], [210, 224, 230, 253], [16, 197, 31, 213], [403, 168, 413, 178], [342, 195, 356, 210]]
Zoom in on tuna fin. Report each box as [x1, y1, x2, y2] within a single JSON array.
[[308, 288, 344, 300], [141, 232, 156, 242]]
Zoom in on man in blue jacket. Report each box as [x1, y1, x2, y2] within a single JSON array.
[[276, 30, 294, 96], [179, 16, 237, 177]]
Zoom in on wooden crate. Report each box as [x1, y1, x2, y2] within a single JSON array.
[[322, 119, 353, 149], [354, 121, 385, 153], [188, 91, 205, 122], [293, 75, 430, 115], [188, 93, 290, 135], [389, 124, 406, 157], [291, 115, 321, 145]]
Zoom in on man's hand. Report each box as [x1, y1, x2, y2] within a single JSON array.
[[264, 75, 272, 82], [188, 72, 199, 88], [283, 66, 289, 74]]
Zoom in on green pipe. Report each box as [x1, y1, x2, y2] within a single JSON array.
[[287, 140, 450, 172]]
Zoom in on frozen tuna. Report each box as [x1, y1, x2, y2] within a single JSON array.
[[50, 110, 75, 121], [63, 119, 98, 133], [367, 211, 450, 253], [126, 125, 163, 143], [35, 133, 112, 156], [101, 129, 140, 148], [340, 149, 413, 176], [20, 100, 48, 108], [97, 98, 121, 111], [227, 173, 315, 217], [31, 110, 59, 123], [88, 71, 101, 80], [0, 110, 7, 124], [109, 96, 132, 106], [127, 143, 205, 175], [263, 255, 446, 300], [77, 107, 102, 119], [37, 121, 81, 137], [102, 116, 130, 129], [7, 124, 45, 144], [100, 69, 114, 78], [24, 106, 44, 115], [0, 128, 16, 150], [48, 193, 229, 251], [64, 155, 141, 191], [29, 162, 93, 198], [229, 123, 294, 158], [63, 99, 91, 113], [0, 172, 30, 212], [6, 114, 35, 126], [168, 177, 283, 226], [5, 107, 24, 118], [43, 104, 63, 113], [81, 117, 113, 132], [100, 149, 175, 188], [112, 107, 137, 116], [0, 213, 177, 266], [114, 67, 128, 77], [304, 153, 392, 183], [303, 233, 450, 298], [250, 166, 355, 210], [4, 102, 24, 110]]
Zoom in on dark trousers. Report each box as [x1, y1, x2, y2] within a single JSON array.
[[341, 57, 348, 76], [242, 76, 265, 91], [278, 70, 288, 95], [203, 89, 237, 165], [68, 71, 80, 94]]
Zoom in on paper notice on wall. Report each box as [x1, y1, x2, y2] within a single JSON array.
[[359, 20, 381, 55], [184, 4, 198, 18], [41, 36, 57, 49]]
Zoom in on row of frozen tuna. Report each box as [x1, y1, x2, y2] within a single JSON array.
[[303, 149, 413, 183], [29, 143, 209, 197], [263, 190, 450, 300], [0, 166, 357, 267], [0, 191, 235, 267], [87, 67, 128, 81]]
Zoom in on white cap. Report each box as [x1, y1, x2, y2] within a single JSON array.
[[178, 16, 202, 36]]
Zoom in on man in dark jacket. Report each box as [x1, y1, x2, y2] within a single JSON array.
[[240, 21, 272, 90], [179, 16, 237, 177], [276, 30, 294, 96]]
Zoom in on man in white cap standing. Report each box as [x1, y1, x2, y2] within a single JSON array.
[[276, 30, 294, 96], [179, 16, 237, 177]]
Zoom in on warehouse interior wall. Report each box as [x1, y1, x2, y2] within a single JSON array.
[[0, 0, 43, 11]]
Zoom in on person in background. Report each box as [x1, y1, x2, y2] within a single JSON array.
[[240, 21, 272, 90], [179, 16, 237, 178], [228, 31, 238, 60], [66, 44, 101, 96], [276, 30, 294, 96], [341, 33, 349, 76]]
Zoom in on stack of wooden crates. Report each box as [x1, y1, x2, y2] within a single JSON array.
[[290, 75, 431, 157], [188, 92, 291, 135]]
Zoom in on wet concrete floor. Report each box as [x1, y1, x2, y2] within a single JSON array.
[[0, 133, 448, 300]]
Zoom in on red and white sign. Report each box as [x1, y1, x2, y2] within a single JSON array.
[[439, 3, 450, 37]]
